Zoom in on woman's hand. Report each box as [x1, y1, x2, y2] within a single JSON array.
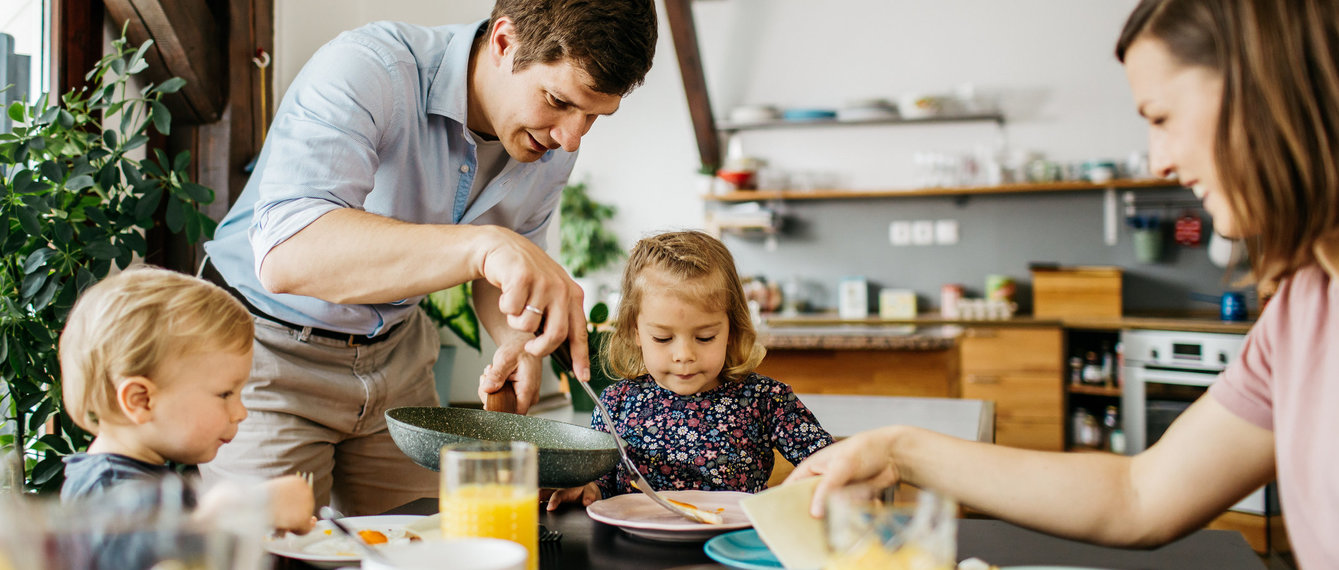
[[786, 427, 902, 517], [546, 483, 600, 511]]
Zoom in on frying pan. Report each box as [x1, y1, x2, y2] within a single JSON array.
[[385, 406, 619, 488]]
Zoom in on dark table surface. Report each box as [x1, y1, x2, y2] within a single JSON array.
[[272, 498, 1264, 570]]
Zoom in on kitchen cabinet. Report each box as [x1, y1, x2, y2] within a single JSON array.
[[958, 326, 1064, 451], [756, 346, 960, 398]]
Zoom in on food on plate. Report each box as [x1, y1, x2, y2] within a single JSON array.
[[357, 529, 389, 545], [955, 558, 999, 570], [300, 525, 420, 556], [628, 480, 726, 525], [665, 497, 726, 525]]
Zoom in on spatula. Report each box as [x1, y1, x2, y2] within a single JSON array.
[[550, 341, 723, 525]]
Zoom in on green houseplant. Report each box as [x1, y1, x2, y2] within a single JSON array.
[[558, 181, 622, 279], [555, 181, 623, 410], [0, 33, 216, 492]]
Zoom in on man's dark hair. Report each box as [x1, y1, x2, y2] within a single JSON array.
[[490, 0, 657, 96]]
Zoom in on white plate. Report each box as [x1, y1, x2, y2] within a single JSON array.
[[263, 515, 428, 569], [586, 490, 753, 542]]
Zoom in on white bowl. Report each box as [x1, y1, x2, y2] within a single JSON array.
[[360, 538, 527, 570]]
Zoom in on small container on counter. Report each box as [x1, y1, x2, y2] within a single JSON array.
[[838, 276, 869, 319], [879, 289, 917, 319], [940, 284, 964, 318]]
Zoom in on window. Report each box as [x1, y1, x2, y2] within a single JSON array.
[[0, 0, 51, 132]]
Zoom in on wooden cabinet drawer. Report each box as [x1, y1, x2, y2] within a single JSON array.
[[960, 371, 1062, 421], [995, 418, 1064, 451], [960, 327, 1062, 374]]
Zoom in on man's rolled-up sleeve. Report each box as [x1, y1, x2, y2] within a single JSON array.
[[247, 38, 403, 274]]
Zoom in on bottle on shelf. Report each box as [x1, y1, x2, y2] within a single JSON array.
[[1081, 351, 1104, 386], [1100, 342, 1115, 387], [1069, 356, 1084, 385], [1103, 405, 1126, 454]]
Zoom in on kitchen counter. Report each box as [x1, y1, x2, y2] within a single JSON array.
[[764, 312, 1255, 337], [759, 324, 958, 350], [533, 394, 994, 443]]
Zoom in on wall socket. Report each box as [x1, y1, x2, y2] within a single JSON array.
[[934, 219, 959, 245], [911, 220, 935, 245], [889, 221, 912, 246]]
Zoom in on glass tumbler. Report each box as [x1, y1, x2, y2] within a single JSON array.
[[440, 441, 539, 570], [824, 484, 957, 570]]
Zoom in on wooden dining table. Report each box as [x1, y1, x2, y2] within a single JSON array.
[[272, 496, 1263, 569]]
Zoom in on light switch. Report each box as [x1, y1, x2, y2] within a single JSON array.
[[889, 221, 911, 246], [911, 220, 935, 245], [935, 219, 959, 245]]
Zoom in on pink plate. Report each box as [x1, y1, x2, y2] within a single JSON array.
[[586, 490, 753, 542]]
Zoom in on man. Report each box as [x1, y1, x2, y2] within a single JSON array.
[[200, 0, 657, 515]]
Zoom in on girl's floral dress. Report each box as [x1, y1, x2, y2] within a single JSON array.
[[591, 372, 833, 498]]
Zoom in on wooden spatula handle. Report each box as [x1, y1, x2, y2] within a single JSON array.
[[485, 381, 518, 414]]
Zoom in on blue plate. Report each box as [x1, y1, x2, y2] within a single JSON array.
[[782, 108, 838, 121], [703, 529, 784, 569]]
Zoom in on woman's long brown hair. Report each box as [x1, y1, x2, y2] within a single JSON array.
[[1117, 0, 1339, 289]]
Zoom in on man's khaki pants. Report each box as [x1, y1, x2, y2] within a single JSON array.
[[201, 309, 442, 516]]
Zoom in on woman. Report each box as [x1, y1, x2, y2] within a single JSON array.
[[788, 1, 1339, 567]]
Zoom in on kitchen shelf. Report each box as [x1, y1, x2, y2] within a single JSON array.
[[702, 179, 1180, 202], [1067, 384, 1122, 397], [717, 112, 1005, 133]]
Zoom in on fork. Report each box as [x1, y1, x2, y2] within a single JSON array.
[[550, 341, 722, 525]]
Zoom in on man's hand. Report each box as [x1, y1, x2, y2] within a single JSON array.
[[477, 228, 590, 381], [478, 337, 544, 414]]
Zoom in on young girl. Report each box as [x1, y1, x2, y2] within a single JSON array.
[[548, 231, 832, 509], [790, 1, 1339, 567]]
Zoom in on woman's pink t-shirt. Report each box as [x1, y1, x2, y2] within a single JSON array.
[[1210, 263, 1339, 568]]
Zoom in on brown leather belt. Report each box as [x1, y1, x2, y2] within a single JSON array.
[[201, 260, 401, 346]]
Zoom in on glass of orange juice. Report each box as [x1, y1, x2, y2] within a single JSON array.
[[823, 484, 957, 570], [440, 441, 538, 570]]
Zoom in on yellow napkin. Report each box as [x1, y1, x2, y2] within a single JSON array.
[[739, 477, 829, 570]]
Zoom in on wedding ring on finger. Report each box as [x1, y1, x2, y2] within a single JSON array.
[[524, 304, 544, 316]]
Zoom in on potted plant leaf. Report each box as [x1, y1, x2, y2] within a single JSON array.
[[564, 301, 619, 412], [419, 282, 482, 404], [555, 181, 624, 410], [559, 181, 623, 311], [0, 32, 216, 492]]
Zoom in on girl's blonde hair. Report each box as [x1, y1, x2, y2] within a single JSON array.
[[1117, 0, 1339, 288], [59, 266, 253, 433], [605, 231, 765, 383]]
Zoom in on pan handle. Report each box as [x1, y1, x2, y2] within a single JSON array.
[[485, 381, 518, 414]]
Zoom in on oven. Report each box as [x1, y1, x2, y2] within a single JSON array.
[[1120, 329, 1275, 515]]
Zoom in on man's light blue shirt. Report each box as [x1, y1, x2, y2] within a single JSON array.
[[204, 21, 575, 336]]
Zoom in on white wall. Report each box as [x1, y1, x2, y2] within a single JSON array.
[[273, 0, 1150, 401]]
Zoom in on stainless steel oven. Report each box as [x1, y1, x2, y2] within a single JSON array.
[[1120, 329, 1274, 515]]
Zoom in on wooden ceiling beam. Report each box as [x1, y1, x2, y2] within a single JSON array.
[[664, 0, 721, 172], [102, 0, 226, 123]]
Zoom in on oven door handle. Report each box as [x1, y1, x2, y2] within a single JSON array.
[[1136, 366, 1222, 387]]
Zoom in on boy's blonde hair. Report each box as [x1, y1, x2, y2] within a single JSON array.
[[59, 266, 253, 433], [606, 231, 765, 383]]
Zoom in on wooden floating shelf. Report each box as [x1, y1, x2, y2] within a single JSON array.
[[703, 179, 1181, 202], [1067, 384, 1123, 397], [718, 112, 1005, 133]]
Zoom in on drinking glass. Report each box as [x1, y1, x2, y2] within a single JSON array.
[[824, 484, 957, 570], [440, 441, 538, 570]]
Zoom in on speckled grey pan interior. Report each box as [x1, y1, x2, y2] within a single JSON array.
[[386, 406, 619, 488]]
